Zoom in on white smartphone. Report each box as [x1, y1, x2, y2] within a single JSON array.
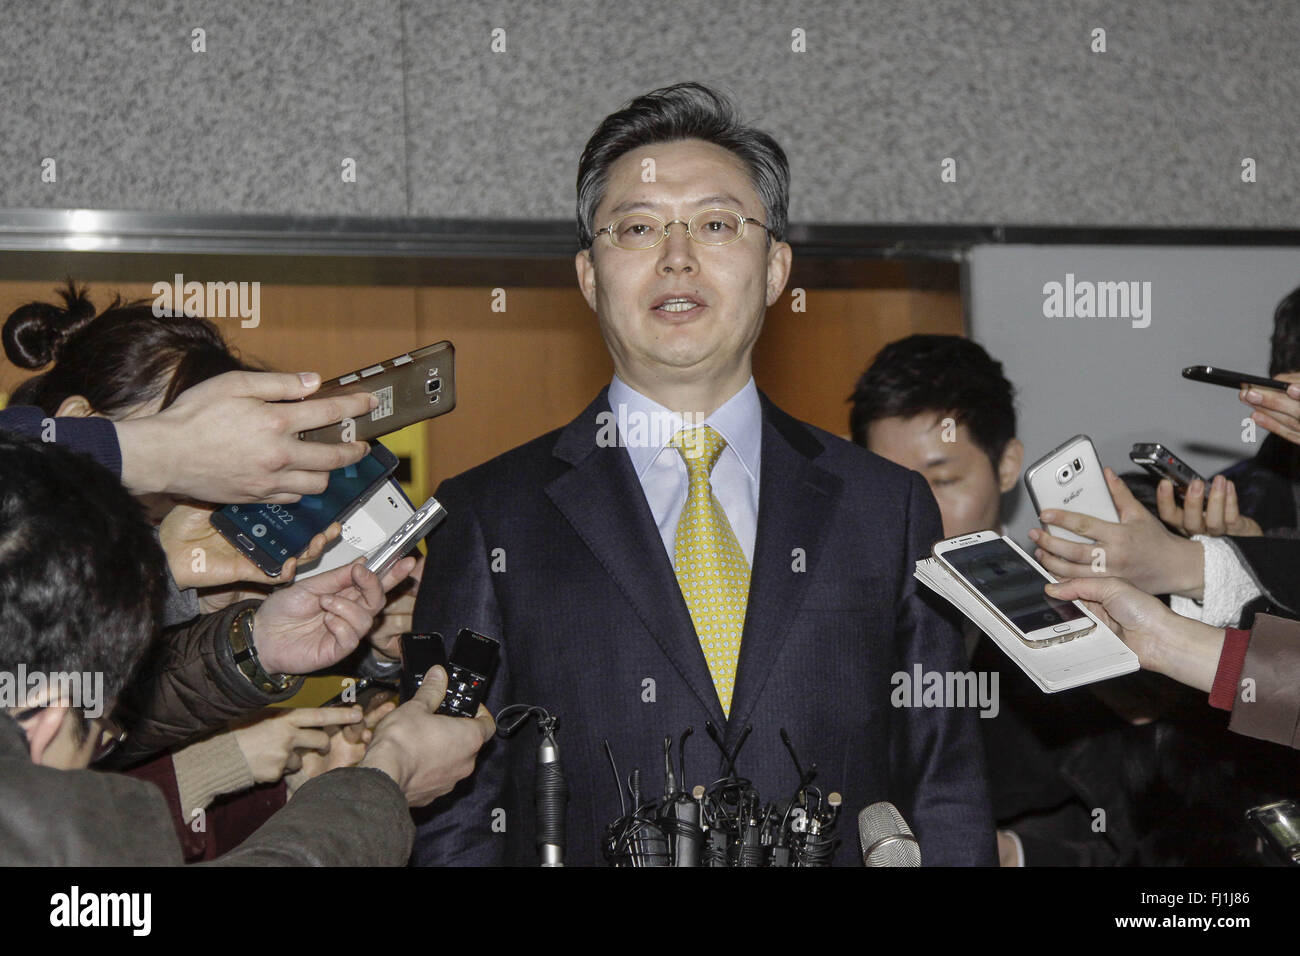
[[365, 496, 447, 578], [931, 530, 1096, 647], [297, 477, 414, 579], [1024, 434, 1119, 544]]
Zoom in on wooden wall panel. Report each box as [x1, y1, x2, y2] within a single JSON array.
[[753, 288, 965, 440], [0, 281, 419, 396], [414, 287, 613, 488], [0, 270, 962, 501]]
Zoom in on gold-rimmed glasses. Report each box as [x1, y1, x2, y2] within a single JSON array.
[[593, 208, 772, 250]]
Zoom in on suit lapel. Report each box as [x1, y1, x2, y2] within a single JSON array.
[[726, 396, 843, 743], [545, 391, 727, 725]]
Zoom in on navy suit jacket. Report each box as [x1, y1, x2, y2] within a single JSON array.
[[411, 389, 995, 866]]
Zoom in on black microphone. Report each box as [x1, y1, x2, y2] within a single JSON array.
[[665, 730, 702, 866], [535, 725, 566, 866], [495, 704, 566, 867], [858, 801, 921, 867], [672, 792, 702, 866], [627, 769, 670, 866]]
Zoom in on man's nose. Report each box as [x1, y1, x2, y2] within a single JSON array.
[[658, 220, 697, 272]]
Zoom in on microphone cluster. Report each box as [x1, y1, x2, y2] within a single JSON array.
[[601, 723, 842, 866]]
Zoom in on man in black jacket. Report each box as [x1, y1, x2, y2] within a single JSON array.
[[412, 84, 994, 866], [0, 432, 494, 865]]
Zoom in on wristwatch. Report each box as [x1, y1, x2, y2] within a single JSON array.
[[229, 607, 300, 694]]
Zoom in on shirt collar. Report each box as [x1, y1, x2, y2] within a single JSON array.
[[607, 375, 762, 483]]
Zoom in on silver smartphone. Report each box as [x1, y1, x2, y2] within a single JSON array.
[[1024, 434, 1119, 544], [297, 477, 414, 579], [932, 530, 1096, 647], [365, 496, 447, 578]]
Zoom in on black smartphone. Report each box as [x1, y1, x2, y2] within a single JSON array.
[[1129, 442, 1206, 498], [209, 442, 400, 577], [437, 629, 501, 718], [1182, 365, 1294, 392], [399, 631, 447, 703]]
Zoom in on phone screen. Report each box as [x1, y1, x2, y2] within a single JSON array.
[[219, 451, 393, 563], [943, 539, 1087, 634]]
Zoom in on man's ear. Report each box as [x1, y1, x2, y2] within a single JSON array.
[[19, 707, 68, 765], [997, 437, 1025, 493], [764, 241, 793, 307], [55, 395, 95, 418], [575, 248, 598, 313]]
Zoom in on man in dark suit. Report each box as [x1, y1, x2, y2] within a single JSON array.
[[412, 82, 995, 866]]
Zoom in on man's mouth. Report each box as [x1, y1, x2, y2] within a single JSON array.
[[651, 294, 706, 316]]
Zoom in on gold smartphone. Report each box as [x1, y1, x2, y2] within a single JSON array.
[[299, 341, 456, 443]]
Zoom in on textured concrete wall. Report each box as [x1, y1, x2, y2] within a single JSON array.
[[2, 0, 1296, 226]]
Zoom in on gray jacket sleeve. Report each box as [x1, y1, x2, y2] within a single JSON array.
[[204, 768, 414, 866], [0, 719, 184, 866], [1, 717, 413, 866]]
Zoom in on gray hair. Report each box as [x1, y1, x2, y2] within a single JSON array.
[[575, 82, 790, 248]]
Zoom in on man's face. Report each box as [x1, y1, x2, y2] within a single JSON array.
[[867, 413, 1023, 539], [575, 138, 791, 401]]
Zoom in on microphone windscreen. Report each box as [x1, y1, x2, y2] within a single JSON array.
[[858, 801, 921, 867]]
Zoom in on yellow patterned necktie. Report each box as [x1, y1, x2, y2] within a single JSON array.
[[668, 425, 751, 716]]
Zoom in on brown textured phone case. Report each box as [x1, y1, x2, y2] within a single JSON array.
[[299, 341, 456, 443]]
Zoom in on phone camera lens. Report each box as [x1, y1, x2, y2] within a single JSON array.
[[1056, 465, 1072, 484]]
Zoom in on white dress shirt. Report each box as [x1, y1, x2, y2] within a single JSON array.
[[607, 375, 762, 565]]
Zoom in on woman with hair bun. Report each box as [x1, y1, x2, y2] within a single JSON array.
[[5, 279, 249, 420], [3, 279, 336, 583]]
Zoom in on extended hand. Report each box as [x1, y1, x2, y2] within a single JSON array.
[[161, 502, 340, 589], [250, 557, 418, 676], [1240, 372, 1300, 447], [1155, 475, 1262, 538], [1044, 576, 1226, 693], [366, 554, 423, 661], [359, 666, 496, 807], [115, 370, 376, 503], [232, 706, 363, 782], [1030, 467, 1204, 599], [287, 699, 397, 795]]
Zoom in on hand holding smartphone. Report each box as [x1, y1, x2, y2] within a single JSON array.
[[209, 442, 400, 577], [1024, 435, 1118, 544]]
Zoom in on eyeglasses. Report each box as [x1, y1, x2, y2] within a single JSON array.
[[12, 706, 126, 764], [594, 208, 773, 250]]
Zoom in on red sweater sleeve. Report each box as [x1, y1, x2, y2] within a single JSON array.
[[1208, 628, 1251, 711]]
